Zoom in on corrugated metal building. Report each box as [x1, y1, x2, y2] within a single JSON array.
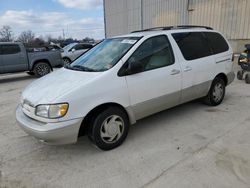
[[104, 0, 250, 52]]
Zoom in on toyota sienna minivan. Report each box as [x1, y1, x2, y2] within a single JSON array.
[[16, 26, 235, 150]]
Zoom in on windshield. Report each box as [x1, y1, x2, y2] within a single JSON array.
[[66, 37, 141, 72]]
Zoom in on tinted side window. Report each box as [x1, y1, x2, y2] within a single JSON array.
[[204, 32, 229, 54], [74, 44, 92, 50], [172, 32, 212, 60], [83, 44, 93, 49], [73, 44, 83, 51], [0, 44, 21, 55], [127, 35, 175, 72]]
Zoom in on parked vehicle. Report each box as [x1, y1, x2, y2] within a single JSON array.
[[0, 42, 63, 77], [16, 26, 235, 150], [237, 44, 250, 83], [61, 43, 93, 64]]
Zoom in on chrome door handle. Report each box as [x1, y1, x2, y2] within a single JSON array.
[[183, 66, 192, 72], [170, 69, 180, 75]]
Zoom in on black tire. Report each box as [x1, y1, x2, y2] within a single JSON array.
[[88, 107, 129, 151], [63, 58, 71, 65], [245, 73, 250, 84], [203, 77, 225, 106], [33, 62, 51, 77], [237, 70, 243, 80]]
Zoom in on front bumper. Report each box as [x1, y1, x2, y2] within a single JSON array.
[[16, 105, 83, 145]]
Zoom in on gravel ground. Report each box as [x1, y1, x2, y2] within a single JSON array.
[[0, 67, 250, 188]]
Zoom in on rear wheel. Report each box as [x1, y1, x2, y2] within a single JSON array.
[[237, 70, 244, 80], [33, 62, 51, 77], [87, 107, 129, 150], [245, 73, 250, 84], [203, 77, 225, 106]]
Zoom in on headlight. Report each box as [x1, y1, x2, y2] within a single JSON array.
[[35, 103, 69, 119]]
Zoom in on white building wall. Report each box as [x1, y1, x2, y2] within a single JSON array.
[[104, 0, 142, 37], [104, 0, 250, 51]]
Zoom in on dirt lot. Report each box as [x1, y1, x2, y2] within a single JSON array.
[[0, 68, 250, 188]]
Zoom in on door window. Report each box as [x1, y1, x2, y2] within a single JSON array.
[[73, 44, 92, 51], [126, 35, 175, 72], [0, 44, 21, 55], [172, 32, 212, 60]]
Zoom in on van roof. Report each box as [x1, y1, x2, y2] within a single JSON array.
[[114, 25, 217, 38]]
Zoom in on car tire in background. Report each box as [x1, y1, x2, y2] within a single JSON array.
[[245, 73, 250, 84], [203, 77, 226, 106], [33, 62, 51, 77], [63, 57, 71, 66], [87, 107, 129, 151], [237, 70, 244, 80]]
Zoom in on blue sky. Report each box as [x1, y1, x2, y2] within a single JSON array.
[[0, 0, 104, 39]]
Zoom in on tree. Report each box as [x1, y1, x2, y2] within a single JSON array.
[[30, 38, 45, 47], [44, 34, 53, 43], [82, 37, 95, 43], [0, 25, 13, 42], [18, 30, 35, 43]]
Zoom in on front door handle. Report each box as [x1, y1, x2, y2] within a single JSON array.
[[183, 66, 192, 72], [170, 69, 180, 75]]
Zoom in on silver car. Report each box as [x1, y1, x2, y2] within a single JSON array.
[[61, 43, 93, 64]]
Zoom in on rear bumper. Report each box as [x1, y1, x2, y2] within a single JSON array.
[[227, 72, 235, 85], [16, 105, 83, 145]]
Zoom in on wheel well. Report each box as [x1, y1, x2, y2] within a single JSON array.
[[78, 103, 129, 137], [32, 59, 52, 71], [215, 73, 228, 85], [63, 57, 71, 62]]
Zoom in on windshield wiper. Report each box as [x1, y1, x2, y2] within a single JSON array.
[[71, 65, 96, 72], [64, 63, 73, 69]]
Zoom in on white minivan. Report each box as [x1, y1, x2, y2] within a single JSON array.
[[16, 26, 235, 150]]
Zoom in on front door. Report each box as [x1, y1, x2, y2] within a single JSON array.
[[124, 35, 182, 120], [70, 44, 88, 61]]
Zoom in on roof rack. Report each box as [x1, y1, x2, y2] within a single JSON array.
[[131, 25, 213, 33]]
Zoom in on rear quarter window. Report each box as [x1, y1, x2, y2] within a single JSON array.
[[0, 44, 21, 55], [172, 32, 212, 61], [204, 32, 229, 54]]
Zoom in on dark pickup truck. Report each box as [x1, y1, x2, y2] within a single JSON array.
[[0, 42, 63, 77]]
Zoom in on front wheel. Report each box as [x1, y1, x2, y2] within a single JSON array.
[[237, 70, 244, 80], [203, 77, 225, 106], [63, 58, 71, 66], [33, 62, 51, 77], [88, 107, 129, 150]]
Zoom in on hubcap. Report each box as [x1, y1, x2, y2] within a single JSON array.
[[100, 115, 124, 144], [212, 83, 224, 102], [36, 64, 50, 76]]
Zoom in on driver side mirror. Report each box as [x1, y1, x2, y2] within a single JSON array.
[[128, 60, 143, 74], [71, 48, 76, 53], [118, 58, 144, 76]]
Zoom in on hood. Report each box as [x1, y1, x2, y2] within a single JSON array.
[[22, 68, 102, 106]]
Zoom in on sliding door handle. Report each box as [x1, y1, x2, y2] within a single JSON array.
[[171, 69, 180, 75], [183, 66, 192, 72]]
